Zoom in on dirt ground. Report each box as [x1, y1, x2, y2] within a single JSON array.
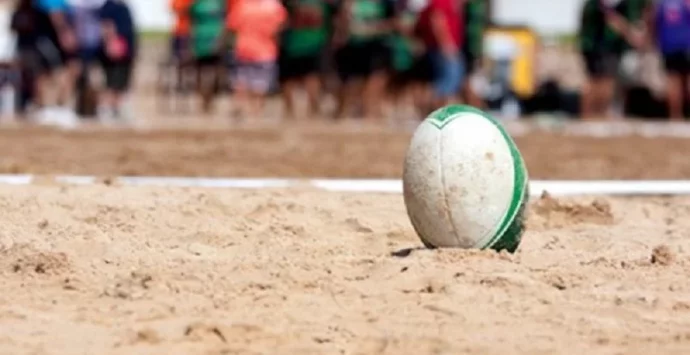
[[1, 123, 690, 179], [0, 185, 689, 354]]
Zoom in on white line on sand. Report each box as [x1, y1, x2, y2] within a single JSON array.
[[1, 175, 690, 196]]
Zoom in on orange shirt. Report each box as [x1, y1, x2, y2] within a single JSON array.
[[171, 0, 193, 36], [227, 0, 287, 62]]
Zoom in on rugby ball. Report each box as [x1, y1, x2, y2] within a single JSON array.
[[402, 105, 529, 253]]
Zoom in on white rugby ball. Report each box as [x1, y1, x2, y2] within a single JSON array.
[[403, 105, 529, 252]]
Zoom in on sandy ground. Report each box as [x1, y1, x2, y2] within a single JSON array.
[[0, 185, 688, 354], [1, 124, 690, 179], [1, 38, 689, 353]]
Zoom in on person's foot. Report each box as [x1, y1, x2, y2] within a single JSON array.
[[55, 107, 79, 129], [33, 106, 79, 129], [97, 105, 116, 125], [32, 106, 57, 125], [115, 103, 134, 125]]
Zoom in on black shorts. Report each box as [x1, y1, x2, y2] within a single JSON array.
[[663, 51, 690, 75], [390, 54, 431, 87], [29, 37, 64, 73], [279, 53, 321, 82], [582, 51, 620, 78], [335, 40, 390, 81], [171, 35, 189, 60], [103, 60, 133, 92], [195, 54, 221, 68]]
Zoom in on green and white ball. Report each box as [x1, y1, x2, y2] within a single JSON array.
[[402, 105, 529, 253]]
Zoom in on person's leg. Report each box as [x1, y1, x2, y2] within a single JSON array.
[[462, 54, 483, 108], [279, 54, 298, 119], [600, 53, 621, 119], [196, 56, 219, 114], [32, 37, 62, 114], [99, 60, 116, 121], [596, 76, 615, 118], [303, 54, 323, 119], [111, 61, 134, 121], [430, 50, 461, 107], [333, 46, 357, 119], [56, 52, 80, 111], [666, 74, 684, 120], [361, 41, 390, 120], [580, 52, 602, 119], [662, 53, 685, 120], [246, 62, 268, 118], [232, 62, 252, 119]]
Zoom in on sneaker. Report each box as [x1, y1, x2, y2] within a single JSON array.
[[53, 107, 79, 129], [32, 106, 59, 125], [115, 103, 134, 125], [97, 105, 116, 125]]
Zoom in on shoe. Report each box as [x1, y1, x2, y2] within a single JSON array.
[[97, 105, 116, 125], [53, 107, 79, 129], [33, 106, 58, 125], [115, 103, 134, 125]]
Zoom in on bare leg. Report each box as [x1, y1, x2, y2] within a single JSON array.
[[304, 73, 321, 119], [580, 78, 594, 119], [56, 60, 80, 108], [334, 80, 357, 119], [363, 71, 387, 120], [249, 91, 264, 119], [281, 79, 297, 120], [667, 73, 684, 120], [464, 78, 483, 108], [233, 85, 249, 120], [599, 76, 616, 119], [33, 73, 50, 108], [198, 66, 217, 114]]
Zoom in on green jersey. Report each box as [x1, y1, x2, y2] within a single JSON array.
[[390, 11, 417, 72], [346, 0, 395, 44], [579, 0, 648, 54], [189, 0, 225, 58], [283, 0, 333, 57], [463, 0, 486, 59]]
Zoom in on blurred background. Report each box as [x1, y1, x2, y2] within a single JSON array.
[[0, 0, 685, 127]]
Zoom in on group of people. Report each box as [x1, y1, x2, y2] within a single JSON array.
[[6, 0, 690, 125], [169, 0, 487, 120], [580, 0, 690, 121], [8, 0, 136, 127]]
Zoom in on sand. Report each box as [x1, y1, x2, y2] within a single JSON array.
[[1, 105, 690, 354], [0, 184, 689, 354], [1, 125, 690, 179]]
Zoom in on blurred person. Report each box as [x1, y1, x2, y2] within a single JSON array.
[[171, 0, 193, 62], [188, 0, 226, 114], [97, 0, 137, 122], [651, 0, 690, 120], [332, 0, 396, 119], [34, 0, 80, 125], [67, 0, 107, 118], [0, 6, 18, 121], [387, 0, 428, 120], [227, 0, 287, 119], [11, 0, 44, 117], [460, 0, 485, 108], [279, 0, 335, 120], [11, 0, 76, 126], [415, 0, 464, 108], [578, 0, 646, 119]]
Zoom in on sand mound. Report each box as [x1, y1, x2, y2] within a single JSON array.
[[529, 191, 615, 229]]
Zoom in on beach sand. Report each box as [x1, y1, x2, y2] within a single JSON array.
[[0, 185, 689, 354]]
